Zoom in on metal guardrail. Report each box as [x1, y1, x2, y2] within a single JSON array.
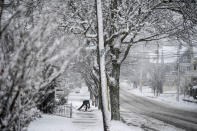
[[53, 103, 72, 118]]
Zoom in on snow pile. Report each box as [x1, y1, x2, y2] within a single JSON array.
[[28, 114, 141, 131], [110, 121, 142, 131], [184, 96, 197, 102], [157, 91, 197, 110], [28, 85, 144, 131], [28, 114, 77, 131], [121, 81, 197, 111], [120, 81, 133, 90]]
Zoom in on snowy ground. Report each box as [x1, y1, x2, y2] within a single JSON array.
[[119, 81, 197, 131], [28, 114, 77, 131], [28, 83, 197, 131], [120, 82, 197, 111], [28, 86, 142, 131], [120, 108, 185, 131]]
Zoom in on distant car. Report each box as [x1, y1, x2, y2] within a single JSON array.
[[189, 85, 197, 99], [143, 82, 150, 86], [56, 89, 63, 91], [75, 90, 80, 93]]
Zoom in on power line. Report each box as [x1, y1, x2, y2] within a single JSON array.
[[130, 52, 197, 58]]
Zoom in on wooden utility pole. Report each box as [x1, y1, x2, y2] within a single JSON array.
[[18, 91, 21, 131], [96, 0, 110, 130], [177, 44, 181, 101], [139, 44, 144, 93], [156, 43, 159, 96], [189, 40, 193, 85]]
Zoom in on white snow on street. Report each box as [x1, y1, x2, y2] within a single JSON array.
[[119, 81, 197, 131], [28, 83, 197, 131], [120, 82, 197, 111]]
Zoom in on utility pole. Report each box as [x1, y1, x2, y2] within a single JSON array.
[[96, 0, 110, 130], [139, 68, 142, 93], [177, 44, 181, 101], [139, 44, 144, 93], [161, 46, 164, 65], [189, 40, 193, 86], [18, 91, 21, 131], [156, 44, 159, 64], [161, 45, 164, 94], [156, 43, 159, 96]]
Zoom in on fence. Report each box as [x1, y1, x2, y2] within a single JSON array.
[[53, 103, 72, 118]]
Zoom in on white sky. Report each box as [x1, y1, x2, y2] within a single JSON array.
[[142, 38, 190, 63]]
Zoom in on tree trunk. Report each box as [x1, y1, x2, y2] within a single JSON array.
[[95, 95, 98, 107], [98, 92, 102, 110], [96, 0, 110, 130], [109, 63, 120, 120]]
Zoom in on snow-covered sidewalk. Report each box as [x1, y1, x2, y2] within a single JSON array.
[[28, 114, 77, 131], [28, 108, 103, 131], [28, 86, 141, 131], [28, 86, 103, 131], [72, 109, 103, 131]]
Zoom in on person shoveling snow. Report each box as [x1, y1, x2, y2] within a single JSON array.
[[77, 100, 90, 111]]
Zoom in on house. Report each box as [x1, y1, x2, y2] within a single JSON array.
[[179, 46, 197, 99]]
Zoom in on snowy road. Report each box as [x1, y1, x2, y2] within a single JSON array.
[[120, 88, 197, 131]]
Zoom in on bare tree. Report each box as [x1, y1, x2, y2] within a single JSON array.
[[0, 0, 88, 130], [64, 0, 197, 120]]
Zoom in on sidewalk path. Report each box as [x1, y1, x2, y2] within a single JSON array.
[[28, 108, 103, 131], [28, 86, 103, 131], [28, 85, 141, 131], [69, 86, 103, 131], [72, 108, 103, 131]]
